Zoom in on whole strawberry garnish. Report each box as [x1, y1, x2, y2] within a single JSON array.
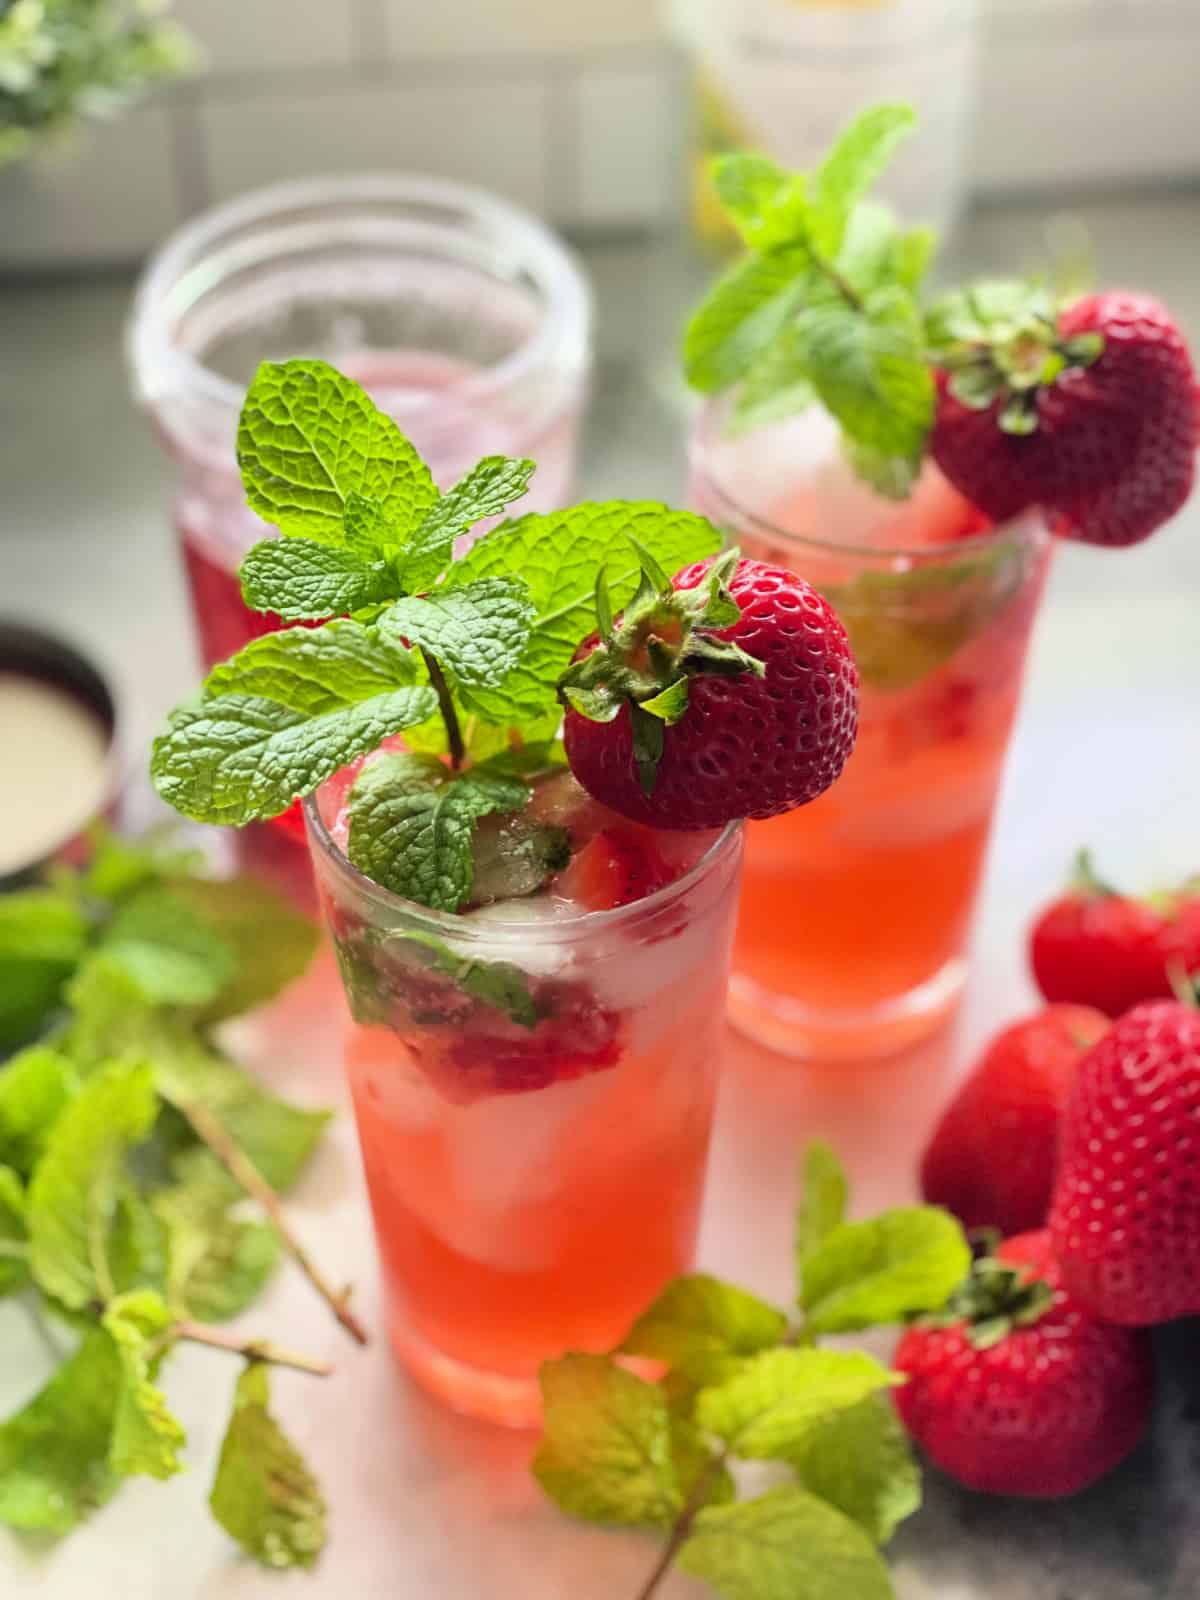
[[1049, 995, 1200, 1325], [558, 546, 858, 830], [920, 1005, 1109, 1235], [1030, 850, 1200, 1017], [930, 286, 1197, 547], [894, 1230, 1153, 1499]]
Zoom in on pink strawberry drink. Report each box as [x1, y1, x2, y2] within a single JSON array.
[[129, 176, 590, 864], [307, 762, 743, 1427]]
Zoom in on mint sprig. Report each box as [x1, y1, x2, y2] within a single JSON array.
[[535, 1141, 971, 1600], [0, 831, 336, 1566], [685, 103, 937, 489], [152, 358, 723, 914]]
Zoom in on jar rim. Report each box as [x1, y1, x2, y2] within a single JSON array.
[[127, 172, 592, 421], [302, 786, 744, 945], [689, 394, 1050, 563]]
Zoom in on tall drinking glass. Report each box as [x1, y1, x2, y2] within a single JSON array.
[[690, 401, 1050, 1060], [305, 768, 744, 1427], [128, 176, 591, 883]]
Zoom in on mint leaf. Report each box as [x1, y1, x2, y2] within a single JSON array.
[[346, 751, 527, 912], [834, 204, 934, 302], [731, 325, 816, 435], [0, 1329, 121, 1532], [65, 967, 328, 1193], [99, 886, 236, 1008], [0, 1045, 76, 1175], [239, 537, 399, 621], [74, 825, 175, 904], [394, 932, 538, 1028], [711, 152, 790, 242], [102, 1289, 186, 1480], [0, 887, 88, 963], [795, 287, 933, 463], [341, 490, 391, 558], [840, 439, 921, 504], [796, 1142, 848, 1267], [400, 455, 536, 591], [202, 616, 419, 716], [809, 103, 917, 259], [784, 1394, 920, 1547], [800, 1208, 971, 1334], [156, 1173, 280, 1323], [0, 958, 73, 1053], [28, 1060, 159, 1311], [671, 1412, 735, 1510], [379, 577, 536, 698], [695, 1349, 897, 1461], [678, 1483, 895, 1600], [0, 1165, 29, 1295], [236, 359, 437, 546], [621, 1274, 787, 1391], [150, 683, 438, 827], [444, 502, 723, 722], [108, 1183, 169, 1298], [685, 248, 812, 393], [166, 876, 320, 1024], [210, 1361, 327, 1569], [534, 1354, 681, 1529]]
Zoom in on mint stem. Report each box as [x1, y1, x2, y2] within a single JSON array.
[[814, 251, 865, 314], [421, 647, 465, 771], [634, 1445, 732, 1600], [172, 1320, 333, 1378], [179, 1098, 369, 1348]]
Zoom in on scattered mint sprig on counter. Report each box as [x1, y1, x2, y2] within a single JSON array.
[[534, 1141, 970, 1600], [151, 358, 723, 912], [0, 828, 341, 1568]]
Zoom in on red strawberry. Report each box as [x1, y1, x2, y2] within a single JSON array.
[[553, 823, 676, 911], [1030, 851, 1200, 1018], [1049, 997, 1200, 1325], [920, 1005, 1109, 1235], [931, 289, 1197, 548], [559, 548, 858, 830], [894, 1230, 1154, 1499]]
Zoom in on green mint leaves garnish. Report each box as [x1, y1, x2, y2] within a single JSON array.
[[0, 832, 335, 1566], [535, 1140, 972, 1600], [686, 104, 936, 488], [152, 358, 723, 914]]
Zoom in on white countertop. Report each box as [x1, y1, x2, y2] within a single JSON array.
[[3, 194, 1200, 1598]]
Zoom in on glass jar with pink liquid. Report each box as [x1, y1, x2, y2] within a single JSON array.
[[127, 176, 591, 881], [690, 400, 1051, 1061]]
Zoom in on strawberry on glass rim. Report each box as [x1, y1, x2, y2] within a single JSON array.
[[150, 357, 859, 1426], [682, 101, 1199, 1060]]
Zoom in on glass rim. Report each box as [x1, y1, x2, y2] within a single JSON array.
[[127, 172, 592, 419], [302, 788, 743, 945], [690, 395, 1051, 563]]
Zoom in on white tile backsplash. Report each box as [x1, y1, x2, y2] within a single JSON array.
[[382, 0, 662, 60], [199, 77, 550, 214], [569, 66, 679, 228], [0, 105, 180, 268], [172, 0, 358, 74]]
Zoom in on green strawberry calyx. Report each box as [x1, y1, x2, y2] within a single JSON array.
[[929, 1254, 1055, 1351], [928, 279, 1104, 438], [556, 545, 763, 795]]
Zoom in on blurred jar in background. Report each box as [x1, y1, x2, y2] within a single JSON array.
[[128, 176, 591, 891], [671, 0, 981, 247]]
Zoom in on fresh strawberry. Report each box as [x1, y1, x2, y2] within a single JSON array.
[[1049, 997, 1200, 1325], [1030, 851, 1200, 1017], [559, 547, 858, 830], [894, 1230, 1154, 1499], [553, 823, 676, 911], [931, 289, 1198, 548], [920, 1005, 1109, 1235]]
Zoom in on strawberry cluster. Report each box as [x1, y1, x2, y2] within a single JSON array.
[[898, 854, 1200, 1500]]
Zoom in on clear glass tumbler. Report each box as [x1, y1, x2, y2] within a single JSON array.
[[305, 771, 744, 1428], [128, 175, 591, 883], [689, 400, 1051, 1061]]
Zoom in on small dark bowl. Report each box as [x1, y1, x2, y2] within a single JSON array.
[[0, 621, 124, 890]]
